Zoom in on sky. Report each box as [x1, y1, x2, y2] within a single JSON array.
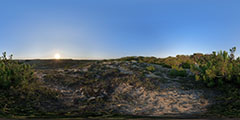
[[1, 0, 240, 59]]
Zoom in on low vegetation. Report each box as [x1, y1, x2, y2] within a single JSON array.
[[0, 52, 59, 118], [1, 47, 240, 118], [146, 65, 155, 72], [118, 47, 240, 117], [168, 69, 188, 77], [0, 52, 33, 89]]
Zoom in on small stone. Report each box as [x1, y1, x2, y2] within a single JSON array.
[[93, 89, 98, 93], [88, 97, 96, 101]]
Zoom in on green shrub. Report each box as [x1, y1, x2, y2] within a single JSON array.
[[0, 52, 60, 117], [181, 62, 191, 69], [159, 63, 172, 68], [190, 47, 240, 87], [169, 69, 188, 77], [0, 52, 34, 89], [146, 65, 155, 72]]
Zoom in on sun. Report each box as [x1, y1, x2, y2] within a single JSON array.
[[54, 53, 61, 59]]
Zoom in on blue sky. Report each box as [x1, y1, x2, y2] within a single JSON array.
[[0, 0, 240, 59]]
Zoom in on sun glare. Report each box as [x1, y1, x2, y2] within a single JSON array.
[[54, 53, 61, 59]]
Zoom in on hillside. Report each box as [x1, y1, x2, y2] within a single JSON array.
[[1, 49, 240, 119], [23, 60, 219, 118]]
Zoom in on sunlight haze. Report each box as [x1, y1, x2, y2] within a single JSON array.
[[0, 0, 240, 59]]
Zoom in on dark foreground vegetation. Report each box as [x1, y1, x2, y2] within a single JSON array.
[[0, 47, 240, 118], [0, 52, 60, 118]]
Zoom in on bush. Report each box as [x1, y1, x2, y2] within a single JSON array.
[[0, 52, 34, 89], [169, 69, 188, 77], [159, 63, 172, 68], [146, 65, 155, 72], [190, 47, 240, 87], [0, 52, 61, 117], [181, 62, 191, 69]]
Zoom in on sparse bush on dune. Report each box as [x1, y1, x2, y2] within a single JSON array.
[[118, 47, 240, 87], [116, 47, 240, 89], [118, 56, 159, 64]]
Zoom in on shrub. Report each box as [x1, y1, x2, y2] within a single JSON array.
[[0, 52, 34, 89], [181, 62, 191, 69], [169, 69, 188, 77], [146, 65, 155, 72], [159, 63, 172, 68], [190, 47, 240, 87], [0, 52, 61, 117]]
